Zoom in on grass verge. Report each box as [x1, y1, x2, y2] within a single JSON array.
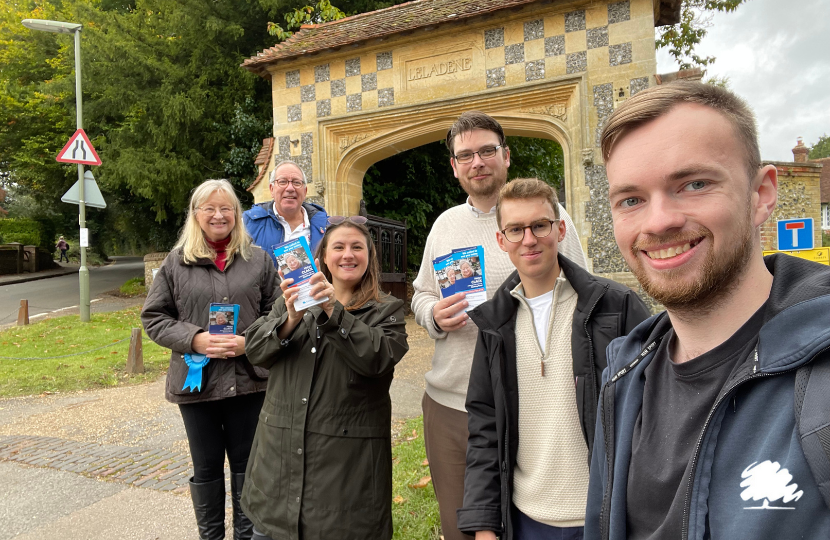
[[119, 277, 147, 297], [0, 306, 169, 398], [392, 416, 441, 540]]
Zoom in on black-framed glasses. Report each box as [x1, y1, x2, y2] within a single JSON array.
[[273, 178, 305, 188], [453, 145, 503, 164], [326, 215, 368, 226], [501, 219, 559, 243]]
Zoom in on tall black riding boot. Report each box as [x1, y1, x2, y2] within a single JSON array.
[[189, 477, 226, 540], [230, 473, 254, 540]]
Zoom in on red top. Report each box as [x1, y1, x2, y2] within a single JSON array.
[[206, 237, 231, 271]]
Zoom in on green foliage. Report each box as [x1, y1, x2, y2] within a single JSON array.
[[809, 135, 830, 160], [391, 416, 440, 540], [0, 306, 169, 397], [119, 276, 146, 296], [268, 0, 346, 39], [0, 217, 55, 249], [363, 137, 564, 270], [656, 0, 748, 69], [362, 141, 463, 268], [823, 231, 830, 248]]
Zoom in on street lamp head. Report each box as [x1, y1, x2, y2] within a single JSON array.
[[22, 19, 82, 34]]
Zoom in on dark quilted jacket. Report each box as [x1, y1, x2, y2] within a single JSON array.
[[141, 246, 280, 404]]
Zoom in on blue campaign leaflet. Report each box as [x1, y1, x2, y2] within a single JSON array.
[[451, 246, 486, 311], [209, 303, 238, 335], [433, 253, 456, 298], [272, 236, 326, 311]]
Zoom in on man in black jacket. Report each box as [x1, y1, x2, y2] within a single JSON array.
[[458, 178, 650, 540]]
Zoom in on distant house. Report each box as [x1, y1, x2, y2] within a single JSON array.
[[0, 186, 8, 216]]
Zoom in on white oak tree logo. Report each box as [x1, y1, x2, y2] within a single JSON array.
[[740, 460, 803, 510]]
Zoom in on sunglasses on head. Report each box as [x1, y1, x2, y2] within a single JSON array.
[[326, 215, 368, 226]]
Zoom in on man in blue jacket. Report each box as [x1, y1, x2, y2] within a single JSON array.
[[243, 160, 328, 265], [585, 81, 830, 540]]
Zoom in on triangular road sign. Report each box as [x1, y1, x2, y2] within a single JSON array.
[[56, 129, 102, 166], [61, 171, 107, 209]]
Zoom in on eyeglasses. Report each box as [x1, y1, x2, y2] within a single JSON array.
[[501, 219, 559, 243], [273, 178, 305, 188], [197, 206, 234, 216], [326, 215, 368, 225], [453, 145, 503, 164]]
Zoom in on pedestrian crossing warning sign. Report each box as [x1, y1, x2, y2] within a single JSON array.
[[56, 129, 101, 166]]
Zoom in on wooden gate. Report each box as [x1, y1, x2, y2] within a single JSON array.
[[360, 203, 407, 302]]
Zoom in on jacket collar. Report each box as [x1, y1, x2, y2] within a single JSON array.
[[468, 254, 606, 333], [247, 200, 325, 221]]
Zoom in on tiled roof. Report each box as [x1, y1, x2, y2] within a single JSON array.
[[814, 157, 830, 203], [247, 138, 274, 192], [243, 0, 681, 72]]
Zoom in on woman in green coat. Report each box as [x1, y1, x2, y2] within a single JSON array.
[[242, 217, 409, 540]]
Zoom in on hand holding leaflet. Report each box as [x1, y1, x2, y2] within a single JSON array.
[[451, 246, 486, 312], [184, 302, 241, 392], [273, 237, 327, 311]]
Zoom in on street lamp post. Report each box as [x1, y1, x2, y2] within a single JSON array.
[[22, 19, 90, 322]]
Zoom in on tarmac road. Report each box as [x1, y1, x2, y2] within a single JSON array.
[[0, 256, 144, 324]]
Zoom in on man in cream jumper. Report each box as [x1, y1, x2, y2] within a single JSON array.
[[411, 112, 587, 540], [457, 178, 649, 540]]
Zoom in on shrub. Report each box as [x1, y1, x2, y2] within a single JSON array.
[[0, 218, 54, 249]]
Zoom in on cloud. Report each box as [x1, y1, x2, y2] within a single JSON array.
[[657, 0, 830, 161]]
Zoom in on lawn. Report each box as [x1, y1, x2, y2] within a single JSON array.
[[392, 416, 441, 540], [0, 306, 169, 397]]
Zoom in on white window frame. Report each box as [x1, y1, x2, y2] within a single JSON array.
[[823, 203, 830, 230]]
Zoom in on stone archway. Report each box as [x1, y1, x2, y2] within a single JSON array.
[[243, 0, 679, 273]]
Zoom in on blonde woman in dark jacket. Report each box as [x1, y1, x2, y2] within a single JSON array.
[[242, 217, 409, 540], [141, 179, 279, 540]]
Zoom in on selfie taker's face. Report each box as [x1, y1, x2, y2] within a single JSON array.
[[326, 227, 369, 292]]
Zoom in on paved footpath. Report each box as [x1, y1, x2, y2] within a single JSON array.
[[0, 313, 434, 539]]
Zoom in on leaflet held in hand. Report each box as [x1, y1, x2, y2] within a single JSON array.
[[451, 246, 486, 311], [432, 253, 456, 298], [272, 236, 326, 311]]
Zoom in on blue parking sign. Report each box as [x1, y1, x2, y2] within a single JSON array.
[[777, 218, 813, 251]]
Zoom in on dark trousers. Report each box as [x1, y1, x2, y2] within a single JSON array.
[[512, 505, 584, 540], [422, 392, 475, 540], [59, 249, 69, 262], [179, 392, 265, 482]]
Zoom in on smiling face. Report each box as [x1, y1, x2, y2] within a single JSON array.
[[285, 253, 302, 271], [496, 197, 565, 296], [450, 129, 510, 202], [269, 162, 307, 217], [606, 103, 774, 311], [324, 226, 369, 293], [215, 312, 227, 325], [447, 271, 456, 284], [460, 260, 474, 278], [196, 190, 235, 242]]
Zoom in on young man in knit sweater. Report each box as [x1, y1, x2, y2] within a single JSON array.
[[412, 112, 588, 540], [457, 178, 650, 540]]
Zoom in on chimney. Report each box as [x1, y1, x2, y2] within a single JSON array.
[[792, 137, 809, 163]]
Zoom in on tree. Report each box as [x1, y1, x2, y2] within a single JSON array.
[[267, 0, 346, 40], [657, 1, 748, 69], [809, 134, 830, 160]]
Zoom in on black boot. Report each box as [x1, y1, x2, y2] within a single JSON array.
[[230, 473, 254, 540], [189, 477, 226, 540]]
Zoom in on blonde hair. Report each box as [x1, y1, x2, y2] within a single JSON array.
[[174, 179, 252, 265], [600, 81, 760, 178], [496, 177, 560, 228]]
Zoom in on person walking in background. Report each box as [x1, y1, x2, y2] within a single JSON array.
[[458, 178, 649, 540], [141, 179, 279, 540], [241, 216, 409, 540], [411, 111, 587, 540], [55, 236, 69, 262], [585, 81, 830, 539], [243, 160, 328, 265]]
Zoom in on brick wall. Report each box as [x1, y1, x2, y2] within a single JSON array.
[[760, 161, 822, 251]]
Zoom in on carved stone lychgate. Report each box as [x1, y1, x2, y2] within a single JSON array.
[[522, 102, 568, 120], [339, 133, 373, 153], [582, 148, 594, 167]]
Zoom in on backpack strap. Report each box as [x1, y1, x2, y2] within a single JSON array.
[[795, 360, 830, 510]]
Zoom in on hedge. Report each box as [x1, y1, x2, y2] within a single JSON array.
[[0, 218, 56, 250]]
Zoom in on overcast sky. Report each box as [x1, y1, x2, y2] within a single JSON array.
[[655, 0, 830, 162]]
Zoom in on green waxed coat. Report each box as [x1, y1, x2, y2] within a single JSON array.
[[241, 295, 409, 540]]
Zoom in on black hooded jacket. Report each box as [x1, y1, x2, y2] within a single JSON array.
[[457, 255, 650, 537]]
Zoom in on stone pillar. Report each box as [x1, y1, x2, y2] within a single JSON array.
[[144, 252, 169, 287]]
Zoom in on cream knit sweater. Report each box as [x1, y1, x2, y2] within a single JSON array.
[[411, 202, 587, 412], [511, 277, 589, 528]]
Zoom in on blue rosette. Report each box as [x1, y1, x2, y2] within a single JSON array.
[[183, 353, 210, 392]]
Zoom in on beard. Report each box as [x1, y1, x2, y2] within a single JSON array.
[[459, 170, 504, 201], [628, 211, 755, 316]]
